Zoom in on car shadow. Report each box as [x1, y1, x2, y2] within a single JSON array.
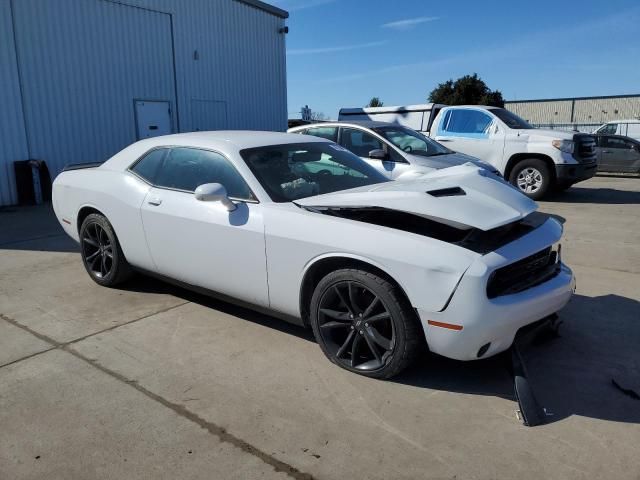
[[393, 292, 640, 425], [546, 186, 640, 205], [118, 274, 317, 343], [0, 203, 78, 253], [121, 276, 640, 426]]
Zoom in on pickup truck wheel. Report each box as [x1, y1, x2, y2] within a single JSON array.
[[310, 269, 422, 379], [79, 213, 132, 287], [509, 159, 551, 200]]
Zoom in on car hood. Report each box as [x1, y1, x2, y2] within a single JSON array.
[[407, 152, 498, 173], [294, 165, 536, 231], [515, 128, 574, 140]]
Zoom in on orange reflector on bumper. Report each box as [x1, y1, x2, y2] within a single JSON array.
[[428, 320, 463, 331]]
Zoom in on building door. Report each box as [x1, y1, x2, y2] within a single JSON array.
[[135, 101, 172, 139]]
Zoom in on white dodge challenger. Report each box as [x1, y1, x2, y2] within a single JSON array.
[[53, 131, 575, 379]]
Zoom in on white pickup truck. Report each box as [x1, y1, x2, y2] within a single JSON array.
[[339, 104, 598, 199]]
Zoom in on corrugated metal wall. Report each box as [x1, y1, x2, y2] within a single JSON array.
[[12, 0, 176, 175], [507, 96, 640, 125], [507, 100, 574, 124], [0, 0, 29, 206], [0, 0, 287, 206]]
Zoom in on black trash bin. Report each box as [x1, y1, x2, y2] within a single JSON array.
[[13, 160, 51, 205]]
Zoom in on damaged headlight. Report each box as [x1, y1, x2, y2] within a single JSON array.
[[552, 139, 574, 154]]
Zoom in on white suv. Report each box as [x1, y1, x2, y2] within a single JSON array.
[[288, 121, 501, 180]]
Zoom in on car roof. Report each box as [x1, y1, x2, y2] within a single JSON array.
[[290, 120, 398, 130], [602, 119, 640, 124], [138, 131, 330, 150], [102, 130, 331, 173]]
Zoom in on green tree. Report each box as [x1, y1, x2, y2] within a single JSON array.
[[366, 97, 384, 108], [428, 74, 504, 107]]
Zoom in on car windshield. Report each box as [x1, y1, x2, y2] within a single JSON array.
[[240, 142, 389, 202], [490, 108, 533, 129], [372, 126, 452, 157]]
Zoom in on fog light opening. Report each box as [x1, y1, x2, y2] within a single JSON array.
[[477, 342, 491, 358]]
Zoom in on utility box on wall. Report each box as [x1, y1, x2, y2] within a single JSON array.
[[0, 0, 289, 206]]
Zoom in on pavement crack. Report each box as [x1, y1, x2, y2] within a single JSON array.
[[0, 346, 57, 369], [66, 301, 191, 345], [62, 344, 315, 480], [0, 311, 315, 479]]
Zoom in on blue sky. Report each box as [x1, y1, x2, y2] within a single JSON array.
[[269, 0, 640, 119]]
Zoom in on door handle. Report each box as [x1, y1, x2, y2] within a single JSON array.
[[602, 150, 611, 153], [438, 138, 452, 142], [147, 197, 162, 206]]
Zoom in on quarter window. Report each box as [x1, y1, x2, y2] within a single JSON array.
[[340, 128, 384, 157], [440, 109, 493, 137], [305, 126, 338, 142], [130, 148, 168, 183], [154, 147, 253, 199]]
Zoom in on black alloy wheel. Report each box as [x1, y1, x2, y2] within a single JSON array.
[[79, 213, 132, 287], [317, 280, 395, 371], [82, 221, 114, 279], [310, 269, 422, 379]]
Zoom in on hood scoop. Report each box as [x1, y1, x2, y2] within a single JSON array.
[[295, 164, 537, 231], [427, 187, 466, 197]]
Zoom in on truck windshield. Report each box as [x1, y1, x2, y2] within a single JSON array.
[[490, 109, 533, 129], [372, 126, 453, 157]]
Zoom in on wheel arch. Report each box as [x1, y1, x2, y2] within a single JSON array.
[[298, 254, 415, 327], [504, 153, 556, 183], [76, 205, 106, 235]]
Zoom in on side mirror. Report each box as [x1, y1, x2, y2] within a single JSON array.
[[369, 149, 388, 160], [194, 183, 236, 211]]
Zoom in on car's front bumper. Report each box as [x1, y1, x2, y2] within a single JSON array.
[[416, 219, 575, 361], [555, 161, 597, 186]]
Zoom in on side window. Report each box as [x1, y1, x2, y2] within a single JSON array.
[[130, 148, 168, 183], [440, 109, 493, 138], [604, 137, 631, 149], [305, 126, 338, 142], [340, 128, 383, 157], [155, 147, 253, 199]]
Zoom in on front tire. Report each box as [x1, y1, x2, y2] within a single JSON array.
[[509, 159, 552, 200], [309, 269, 422, 379], [79, 213, 132, 287]]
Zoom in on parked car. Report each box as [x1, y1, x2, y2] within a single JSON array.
[[340, 104, 598, 199], [595, 134, 640, 174], [594, 119, 640, 141], [288, 121, 502, 180], [53, 131, 574, 379]]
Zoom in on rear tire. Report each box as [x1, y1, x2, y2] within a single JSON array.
[[509, 159, 552, 200], [79, 213, 132, 287], [309, 269, 422, 379]]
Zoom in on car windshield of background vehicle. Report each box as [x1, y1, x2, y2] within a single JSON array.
[[373, 126, 452, 157], [241, 142, 388, 202], [491, 109, 534, 129]]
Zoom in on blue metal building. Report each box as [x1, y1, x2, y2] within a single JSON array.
[[0, 0, 288, 206]]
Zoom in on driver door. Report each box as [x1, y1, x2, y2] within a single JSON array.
[[433, 108, 505, 165], [600, 137, 639, 173], [138, 147, 269, 306]]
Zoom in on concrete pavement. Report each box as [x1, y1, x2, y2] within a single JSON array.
[[1, 175, 639, 479]]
